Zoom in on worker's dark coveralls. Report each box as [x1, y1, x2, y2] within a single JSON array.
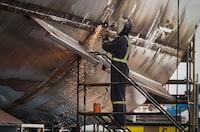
[[102, 32, 130, 126]]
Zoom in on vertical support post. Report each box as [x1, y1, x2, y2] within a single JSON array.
[[186, 44, 192, 132], [191, 37, 198, 132], [83, 83, 86, 132], [82, 59, 87, 132], [76, 56, 81, 132]]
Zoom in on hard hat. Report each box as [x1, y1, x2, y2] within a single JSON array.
[[117, 17, 133, 34]]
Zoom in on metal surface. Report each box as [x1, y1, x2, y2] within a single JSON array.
[[0, 0, 200, 127], [0, 110, 23, 125]]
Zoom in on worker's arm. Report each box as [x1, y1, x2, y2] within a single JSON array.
[[102, 37, 120, 54]]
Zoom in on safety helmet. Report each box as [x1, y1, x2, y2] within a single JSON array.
[[117, 17, 133, 34]]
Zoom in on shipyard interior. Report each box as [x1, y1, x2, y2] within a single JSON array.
[[0, 0, 200, 132]]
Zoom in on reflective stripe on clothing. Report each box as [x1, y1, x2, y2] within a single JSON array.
[[112, 35, 131, 63], [112, 101, 126, 104]]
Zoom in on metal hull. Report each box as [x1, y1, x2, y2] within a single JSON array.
[[0, 0, 200, 126]]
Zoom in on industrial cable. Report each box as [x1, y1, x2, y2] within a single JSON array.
[[175, 1, 180, 132]]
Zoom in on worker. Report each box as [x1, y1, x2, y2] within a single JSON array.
[[102, 17, 133, 126]]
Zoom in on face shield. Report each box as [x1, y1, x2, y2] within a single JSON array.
[[117, 17, 126, 34], [113, 17, 133, 34]]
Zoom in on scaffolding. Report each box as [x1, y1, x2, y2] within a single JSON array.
[[75, 51, 195, 132], [166, 38, 198, 132]]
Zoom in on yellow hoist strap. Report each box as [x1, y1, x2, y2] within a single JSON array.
[[112, 101, 126, 105], [112, 35, 131, 63]]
